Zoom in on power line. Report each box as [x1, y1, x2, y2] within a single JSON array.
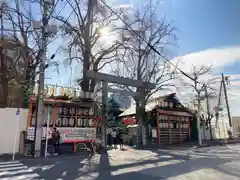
[[47, 0, 61, 20], [99, 0, 206, 86], [36, 1, 72, 57], [50, 9, 75, 55], [44, 0, 75, 55], [2, 0, 72, 56], [50, 0, 68, 19]]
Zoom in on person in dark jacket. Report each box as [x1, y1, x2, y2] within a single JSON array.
[[118, 130, 124, 150], [51, 127, 60, 155]]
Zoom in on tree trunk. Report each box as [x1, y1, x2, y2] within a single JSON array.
[[136, 88, 147, 148], [209, 119, 213, 140], [136, 102, 142, 147], [81, 0, 94, 93], [81, 49, 91, 92], [0, 80, 8, 107]]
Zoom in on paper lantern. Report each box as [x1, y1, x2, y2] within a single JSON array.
[[49, 87, 55, 96], [60, 87, 65, 96]]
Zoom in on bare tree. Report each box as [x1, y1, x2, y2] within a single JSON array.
[[1, 0, 59, 107], [183, 65, 217, 139], [54, 0, 128, 93], [114, 2, 177, 108], [110, 1, 177, 146]]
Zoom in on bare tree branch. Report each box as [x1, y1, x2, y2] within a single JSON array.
[[53, 0, 128, 93], [112, 1, 178, 105], [182, 65, 218, 138], [1, 0, 59, 107]]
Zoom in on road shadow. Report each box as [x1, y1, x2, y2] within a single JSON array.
[[21, 154, 99, 180], [94, 151, 164, 180], [130, 147, 240, 179], [95, 146, 240, 179], [17, 146, 240, 180], [94, 152, 112, 179], [109, 149, 239, 179], [140, 157, 234, 178]]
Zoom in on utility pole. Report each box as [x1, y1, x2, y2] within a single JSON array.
[[0, 4, 4, 107], [204, 85, 212, 139], [215, 80, 223, 126], [222, 73, 232, 127], [34, 0, 49, 157]]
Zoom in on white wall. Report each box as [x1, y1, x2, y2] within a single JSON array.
[[232, 117, 240, 137], [201, 116, 229, 140], [0, 108, 28, 155]]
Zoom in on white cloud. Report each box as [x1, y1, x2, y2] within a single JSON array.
[[172, 46, 240, 73], [149, 46, 240, 116], [160, 46, 240, 117], [229, 81, 240, 86]]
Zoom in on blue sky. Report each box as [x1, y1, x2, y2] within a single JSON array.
[[162, 0, 240, 54], [157, 0, 240, 116], [47, 0, 240, 82], [161, 0, 240, 74], [44, 0, 240, 115]]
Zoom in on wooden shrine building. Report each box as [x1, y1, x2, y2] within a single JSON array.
[[119, 93, 193, 145]]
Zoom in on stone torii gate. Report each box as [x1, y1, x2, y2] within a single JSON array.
[[86, 70, 155, 147]]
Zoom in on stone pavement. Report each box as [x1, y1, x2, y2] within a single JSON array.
[[0, 145, 240, 179]]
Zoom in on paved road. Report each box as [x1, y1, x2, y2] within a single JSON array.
[[0, 144, 240, 179], [0, 161, 42, 179]]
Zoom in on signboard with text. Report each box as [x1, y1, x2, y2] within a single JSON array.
[[56, 127, 96, 143], [27, 127, 96, 143]]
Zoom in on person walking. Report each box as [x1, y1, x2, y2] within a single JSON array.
[[107, 128, 112, 147], [111, 129, 117, 149], [51, 127, 60, 155], [118, 130, 124, 150]]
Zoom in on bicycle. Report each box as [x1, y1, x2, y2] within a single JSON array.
[[45, 144, 56, 157], [76, 142, 95, 157]]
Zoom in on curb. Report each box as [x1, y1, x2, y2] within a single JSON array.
[[135, 140, 240, 151], [197, 139, 240, 148], [0, 153, 88, 162]]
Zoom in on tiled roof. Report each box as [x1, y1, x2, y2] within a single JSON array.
[[119, 106, 136, 117], [119, 93, 187, 117]]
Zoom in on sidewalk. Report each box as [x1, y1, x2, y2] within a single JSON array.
[[107, 146, 159, 167], [101, 145, 240, 180], [143, 139, 240, 151]]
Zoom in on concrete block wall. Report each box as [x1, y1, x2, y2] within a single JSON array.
[[0, 108, 28, 155]]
